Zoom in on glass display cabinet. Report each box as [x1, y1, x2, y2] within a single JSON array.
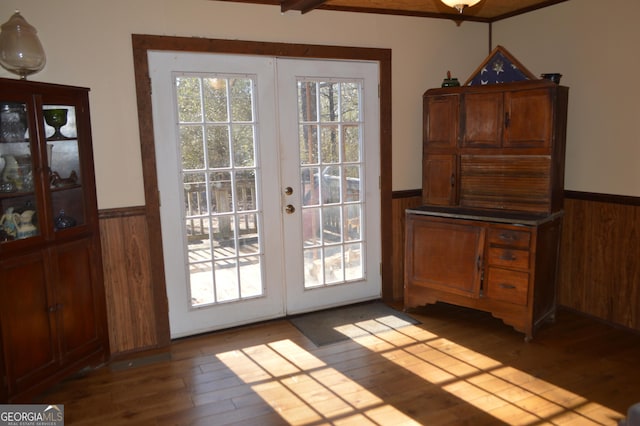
[[1, 89, 87, 241], [0, 78, 109, 403]]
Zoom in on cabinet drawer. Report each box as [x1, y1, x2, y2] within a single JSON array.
[[487, 247, 529, 269], [488, 228, 530, 249], [485, 267, 529, 305]]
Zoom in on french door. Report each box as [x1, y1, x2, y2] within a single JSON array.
[[277, 59, 381, 314], [149, 52, 380, 338]]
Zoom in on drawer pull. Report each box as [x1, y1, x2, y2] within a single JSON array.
[[499, 233, 517, 241], [498, 283, 516, 290], [500, 253, 517, 261]]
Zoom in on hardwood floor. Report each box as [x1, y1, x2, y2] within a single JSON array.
[[36, 303, 640, 425]]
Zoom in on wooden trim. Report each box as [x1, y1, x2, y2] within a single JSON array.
[[392, 189, 422, 199], [280, 0, 328, 13], [378, 52, 393, 302], [490, 0, 569, 22], [564, 190, 640, 206], [391, 189, 640, 205], [131, 35, 393, 342], [132, 38, 172, 348], [98, 206, 146, 219]]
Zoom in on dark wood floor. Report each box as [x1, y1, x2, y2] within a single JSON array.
[[37, 303, 640, 425]]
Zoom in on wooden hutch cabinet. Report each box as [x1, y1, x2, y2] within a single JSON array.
[[407, 79, 569, 340], [0, 78, 109, 402]]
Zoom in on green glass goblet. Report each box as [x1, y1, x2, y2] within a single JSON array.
[[43, 108, 68, 140]]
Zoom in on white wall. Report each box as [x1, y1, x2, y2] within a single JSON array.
[[493, 0, 640, 197], [5, 1, 634, 204], [0, 0, 487, 208]]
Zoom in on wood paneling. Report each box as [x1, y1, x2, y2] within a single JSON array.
[[391, 191, 422, 301], [558, 193, 640, 331], [99, 207, 160, 354], [95, 191, 639, 355]]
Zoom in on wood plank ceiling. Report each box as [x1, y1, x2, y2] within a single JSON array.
[[214, 0, 569, 23]]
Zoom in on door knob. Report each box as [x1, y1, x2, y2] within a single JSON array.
[[285, 204, 295, 214], [284, 186, 293, 196]]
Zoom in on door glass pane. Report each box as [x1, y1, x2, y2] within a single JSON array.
[[176, 74, 263, 308], [0, 101, 40, 241], [298, 80, 365, 288]]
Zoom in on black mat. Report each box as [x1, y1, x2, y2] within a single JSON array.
[[109, 352, 171, 372], [290, 302, 420, 346]]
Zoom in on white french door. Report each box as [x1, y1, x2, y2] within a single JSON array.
[[149, 52, 380, 338], [277, 59, 381, 314]]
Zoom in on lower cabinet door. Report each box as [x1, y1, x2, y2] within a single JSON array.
[[53, 238, 104, 364], [0, 251, 58, 396], [406, 215, 484, 298]]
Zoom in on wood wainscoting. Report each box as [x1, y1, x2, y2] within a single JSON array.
[[97, 191, 639, 355], [558, 191, 640, 331], [98, 207, 166, 355], [391, 190, 423, 301]]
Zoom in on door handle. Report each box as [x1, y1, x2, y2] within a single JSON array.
[[284, 186, 293, 196], [285, 204, 295, 214]]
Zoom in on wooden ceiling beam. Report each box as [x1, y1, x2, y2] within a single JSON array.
[[281, 0, 328, 14], [218, 0, 569, 23]]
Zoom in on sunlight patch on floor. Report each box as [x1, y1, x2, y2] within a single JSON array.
[[216, 339, 420, 425], [345, 320, 622, 425], [215, 316, 623, 425]]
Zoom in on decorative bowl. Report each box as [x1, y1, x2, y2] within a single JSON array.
[[541, 73, 562, 84]]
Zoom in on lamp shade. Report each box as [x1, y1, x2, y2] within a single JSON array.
[[441, 0, 482, 13], [0, 11, 46, 79]]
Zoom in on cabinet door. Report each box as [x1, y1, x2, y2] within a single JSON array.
[[52, 238, 105, 364], [422, 154, 456, 206], [504, 88, 551, 148], [0, 252, 58, 396], [0, 98, 46, 246], [406, 216, 484, 298], [462, 92, 503, 148], [42, 97, 91, 235], [424, 94, 458, 149]]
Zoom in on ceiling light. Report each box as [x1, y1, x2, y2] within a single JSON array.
[[0, 11, 46, 79], [441, 0, 482, 13]]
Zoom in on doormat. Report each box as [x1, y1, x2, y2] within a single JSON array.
[[289, 301, 420, 347], [109, 352, 171, 372]]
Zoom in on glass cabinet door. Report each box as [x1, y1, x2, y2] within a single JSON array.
[[0, 101, 40, 242], [43, 103, 85, 232]]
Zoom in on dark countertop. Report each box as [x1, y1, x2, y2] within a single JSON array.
[[406, 205, 564, 226]]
